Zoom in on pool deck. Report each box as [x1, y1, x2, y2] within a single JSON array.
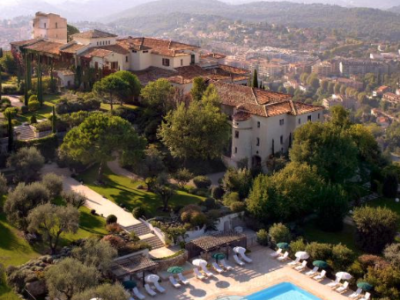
[[140, 246, 353, 300]]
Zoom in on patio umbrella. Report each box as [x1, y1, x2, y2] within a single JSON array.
[[357, 282, 373, 291], [233, 246, 246, 254], [336, 272, 352, 280], [145, 274, 160, 283], [295, 251, 310, 260], [212, 253, 226, 262], [313, 260, 328, 269], [277, 242, 289, 250], [122, 280, 137, 289], [192, 259, 207, 267], [167, 266, 184, 274]]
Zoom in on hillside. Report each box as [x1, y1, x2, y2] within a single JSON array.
[[390, 5, 400, 14], [107, 0, 400, 40]]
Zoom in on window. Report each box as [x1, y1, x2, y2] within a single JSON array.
[[279, 119, 284, 126], [280, 135, 283, 145], [298, 118, 301, 125], [111, 62, 118, 70], [256, 138, 260, 146], [257, 121, 260, 128], [55, 22, 58, 28], [235, 131, 239, 138], [308, 115, 312, 121], [318, 113, 320, 120], [132, 50, 137, 53], [191, 54, 195, 65], [126, 56, 128, 62], [234, 147, 237, 154], [181, 59, 183, 66], [143, 50, 149, 53], [44, 23, 46, 28], [162, 58, 170, 67]]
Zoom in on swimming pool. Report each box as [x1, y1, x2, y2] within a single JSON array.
[[244, 282, 322, 300]]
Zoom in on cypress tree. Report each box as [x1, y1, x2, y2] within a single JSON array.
[[24, 52, 32, 106], [52, 106, 57, 134], [252, 69, 259, 88], [37, 55, 43, 107], [5, 110, 14, 153]]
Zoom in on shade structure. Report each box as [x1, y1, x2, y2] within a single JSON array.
[[295, 251, 310, 260], [233, 246, 246, 254], [277, 242, 289, 250], [122, 280, 137, 289], [212, 253, 226, 261], [145, 274, 160, 283], [167, 266, 184, 274], [336, 272, 352, 280], [192, 259, 207, 267], [313, 260, 328, 268], [357, 282, 373, 291]]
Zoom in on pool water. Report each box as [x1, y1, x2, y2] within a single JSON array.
[[244, 282, 322, 300]]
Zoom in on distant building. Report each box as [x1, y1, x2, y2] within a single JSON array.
[[32, 12, 68, 44], [312, 61, 333, 76], [334, 77, 363, 91], [339, 59, 388, 76], [373, 85, 391, 97], [382, 92, 400, 104], [322, 94, 358, 110]]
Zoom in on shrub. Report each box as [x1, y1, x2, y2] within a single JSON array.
[[106, 215, 118, 225], [106, 223, 122, 234], [222, 168, 252, 199], [211, 186, 224, 199], [331, 243, 355, 271], [230, 201, 246, 212], [353, 206, 399, 254], [290, 238, 306, 254], [204, 198, 218, 210], [305, 242, 332, 261], [55, 95, 101, 114], [28, 95, 40, 112], [193, 176, 212, 189], [256, 229, 269, 246], [30, 114, 37, 124], [190, 211, 207, 228], [41, 173, 63, 198], [222, 192, 240, 206], [130, 231, 140, 242], [268, 223, 291, 245], [384, 243, 400, 269], [132, 206, 146, 219], [33, 121, 52, 132], [172, 168, 194, 187], [102, 235, 125, 249]]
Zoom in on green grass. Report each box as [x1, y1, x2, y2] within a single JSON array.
[[303, 222, 361, 255], [16, 94, 60, 123], [79, 165, 205, 216], [100, 103, 139, 111], [366, 197, 400, 230]]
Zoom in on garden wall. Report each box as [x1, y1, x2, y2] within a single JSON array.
[[154, 250, 188, 272]]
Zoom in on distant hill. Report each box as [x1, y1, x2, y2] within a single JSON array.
[[107, 0, 400, 40], [390, 5, 400, 14]]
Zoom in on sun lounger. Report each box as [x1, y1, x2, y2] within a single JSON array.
[[233, 254, 245, 266], [212, 262, 224, 273], [221, 259, 233, 271], [313, 270, 326, 281], [239, 252, 252, 263], [295, 260, 307, 272], [132, 287, 145, 300], [359, 292, 370, 300], [336, 281, 349, 293], [327, 277, 341, 288], [178, 273, 189, 285], [200, 264, 214, 277], [277, 252, 289, 261], [153, 282, 166, 293], [349, 288, 362, 299], [144, 284, 156, 297], [194, 268, 205, 280], [288, 257, 301, 266], [306, 267, 318, 276], [169, 276, 181, 288], [270, 248, 283, 257]]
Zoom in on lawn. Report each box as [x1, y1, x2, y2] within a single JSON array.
[[366, 197, 400, 230], [16, 94, 60, 123], [303, 221, 361, 255], [79, 165, 205, 216], [100, 103, 139, 111]]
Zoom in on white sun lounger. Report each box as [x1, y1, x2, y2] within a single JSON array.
[[233, 254, 245, 266], [327, 277, 341, 288], [221, 259, 233, 271], [306, 267, 318, 276], [349, 288, 362, 299], [178, 273, 189, 285], [313, 270, 326, 281], [239, 252, 252, 263], [277, 252, 289, 261], [212, 262, 224, 273], [132, 287, 145, 300], [169, 276, 181, 288], [295, 260, 307, 272], [288, 257, 301, 266], [336, 281, 349, 293], [200, 264, 214, 277], [153, 282, 165, 293], [359, 292, 371, 300], [194, 268, 205, 280], [270, 248, 283, 257], [144, 284, 156, 297]]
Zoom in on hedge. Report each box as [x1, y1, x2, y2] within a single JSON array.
[[15, 134, 59, 161]]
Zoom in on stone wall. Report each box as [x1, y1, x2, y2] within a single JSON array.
[[155, 250, 188, 272]]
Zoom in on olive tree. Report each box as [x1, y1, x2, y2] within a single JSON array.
[[71, 283, 129, 300], [61, 190, 86, 208], [7, 147, 45, 183], [42, 173, 63, 198]]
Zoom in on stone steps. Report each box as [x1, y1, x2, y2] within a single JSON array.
[[140, 234, 165, 250]]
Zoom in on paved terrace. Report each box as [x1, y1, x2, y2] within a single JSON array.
[[148, 246, 350, 300]]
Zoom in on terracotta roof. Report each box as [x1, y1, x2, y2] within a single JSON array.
[[72, 29, 117, 39], [60, 43, 87, 54], [200, 52, 226, 59], [118, 37, 199, 57], [111, 255, 158, 278], [81, 44, 129, 58], [133, 67, 177, 85], [10, 38, 42, 47], [24, 40, 63, 55]]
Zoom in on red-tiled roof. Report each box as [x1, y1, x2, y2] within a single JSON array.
[[24, 40, 63, 55], [81, 44, 129, 58], [10, 38, 42, 47], [60, 43, 87, 54]]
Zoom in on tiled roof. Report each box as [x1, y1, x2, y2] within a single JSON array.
[[81, 45, 129, 58], [72, 29, 117, 39], [133, 67, 177, 86], [60, 43, 87, 54], [10, 38, 42, 47], [24, 40, 63, 55], [200, 52, 226, 59]]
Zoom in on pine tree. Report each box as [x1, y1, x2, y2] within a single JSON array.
[[252, 69, 259, 88]]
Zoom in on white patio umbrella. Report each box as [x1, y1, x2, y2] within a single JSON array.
[[192, 259, 207, 267], [336, 272, 352, 280], [145, 274, 160, 283], [295, 251, 310, 260], [233, 246, 246, 254]]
